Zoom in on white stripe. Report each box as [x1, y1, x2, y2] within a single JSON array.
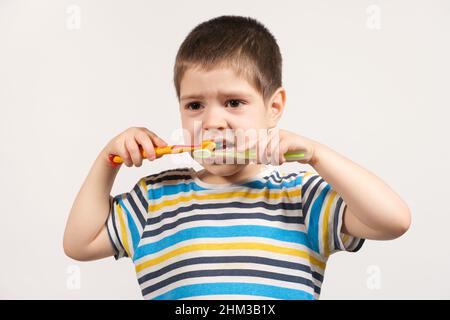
[[143, 275, 315, 300], [123, 187, 147, 234], [148, 198, 304, 223], [335, 200, 347, 252], [106, 212, 125, 258], [138, 261, 318, 293], [301, 173, 322, 231], [148, 199, 301, 224], [303, 177, 330, 254], [317, 186, 335, 256]]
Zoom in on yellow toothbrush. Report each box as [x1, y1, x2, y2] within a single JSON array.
[[108, 140, 216, 167]]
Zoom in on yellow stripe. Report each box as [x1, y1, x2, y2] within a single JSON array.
[[139, 178, 148, 199], [300, 172, 315, 195], [139, 178, 150, 216], [303, 171, 315, 179], [148, 189, 301, 213], [116, 201, 130, 257], [342, 233, 349, 246], [135, 242, 326, 273], [322, 190, 337, 257]]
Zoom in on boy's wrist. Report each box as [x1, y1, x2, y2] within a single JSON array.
[[307, 140, 322, 167], [99, 147, 122, 171]]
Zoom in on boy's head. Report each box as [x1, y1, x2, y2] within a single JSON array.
[[173, 15, 286, 176]]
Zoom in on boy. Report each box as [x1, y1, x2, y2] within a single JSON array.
[[63, 15, 411, 300]]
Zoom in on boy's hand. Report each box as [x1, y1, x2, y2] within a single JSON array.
[[236, 128, 317, 165], [102, 127, 168, 167]]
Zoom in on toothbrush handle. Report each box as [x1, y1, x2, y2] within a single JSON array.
[[108, 145, 174, 167], [107, 140, 215, 167], [283, 150, 312, 162]]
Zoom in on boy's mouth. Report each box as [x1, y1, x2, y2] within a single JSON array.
[[213, 138, 235, 151]]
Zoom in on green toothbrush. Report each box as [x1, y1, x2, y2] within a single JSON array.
[[192, 147, 311, 162]]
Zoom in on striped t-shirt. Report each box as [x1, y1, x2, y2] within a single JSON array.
[[106, 165, 364, 300]]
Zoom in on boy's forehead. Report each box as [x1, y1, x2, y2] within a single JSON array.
[[180, 66, 258, 100]]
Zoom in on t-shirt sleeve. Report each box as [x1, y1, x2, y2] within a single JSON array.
[[301, 171, 365, 257], [106, 177, 149, 260]]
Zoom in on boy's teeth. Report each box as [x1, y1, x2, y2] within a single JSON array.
[[213, 139, 235, 150], [224, 142, 235, 150]]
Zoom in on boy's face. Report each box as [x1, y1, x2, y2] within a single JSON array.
[[179, 66, 284, 176]]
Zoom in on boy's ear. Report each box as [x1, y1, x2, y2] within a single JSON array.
[[267, 87, 286, 127]]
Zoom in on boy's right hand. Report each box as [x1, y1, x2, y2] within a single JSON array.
[[103, 127, 168, 167]]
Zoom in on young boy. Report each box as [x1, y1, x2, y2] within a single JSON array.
[[63, 15, 411, 300]]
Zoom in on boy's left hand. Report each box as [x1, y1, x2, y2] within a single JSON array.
[[236, 128, 317, 165]]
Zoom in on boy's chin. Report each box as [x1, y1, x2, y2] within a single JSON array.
[[201, 163, 246, 176]]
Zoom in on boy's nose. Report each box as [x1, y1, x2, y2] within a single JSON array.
[[202, 106, 228, 131]]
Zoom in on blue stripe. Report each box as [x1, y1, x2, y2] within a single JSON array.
[[308, 184, 331, 254], [133, 225, 310, 261], [148, 176, 303, 200], [118, 198, 140, 254], [242, 176, 302, 189], [149, 182, 208, 200], [152, 282, 314, 300]]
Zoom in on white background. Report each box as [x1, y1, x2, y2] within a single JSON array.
[[1, 0, 449, 299]]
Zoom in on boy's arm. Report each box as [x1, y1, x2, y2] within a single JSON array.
[[63, 147, 120, 261], [309, 141, 411, 240]]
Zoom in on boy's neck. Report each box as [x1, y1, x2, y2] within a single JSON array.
[[197, 164, 267, 185]]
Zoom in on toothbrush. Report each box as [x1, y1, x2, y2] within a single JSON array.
[[108, 140, 217, 167], [192, 147, 312, 163]]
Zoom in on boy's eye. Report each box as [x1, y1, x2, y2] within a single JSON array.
[[186, 102, 203, 110], [226, 100, 244, 108]]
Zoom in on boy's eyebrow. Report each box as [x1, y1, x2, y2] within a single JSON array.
[[181, 91, 253, 101], [180, 94, 205, 101]]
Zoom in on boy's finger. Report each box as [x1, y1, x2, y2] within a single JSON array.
[[143, 128, 168, 147], [135, 132, 155, 161], [156, 134, 168, 147], [123, 149, 133, 167], [153, 136, 168, 147], [148, 134, 168, 150], [119, 141, 133, 167], [264, 131, 280, 165], [125, 137, 143, 167]]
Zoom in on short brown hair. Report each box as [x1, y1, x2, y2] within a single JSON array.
[[173, 15, 282, 104]]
